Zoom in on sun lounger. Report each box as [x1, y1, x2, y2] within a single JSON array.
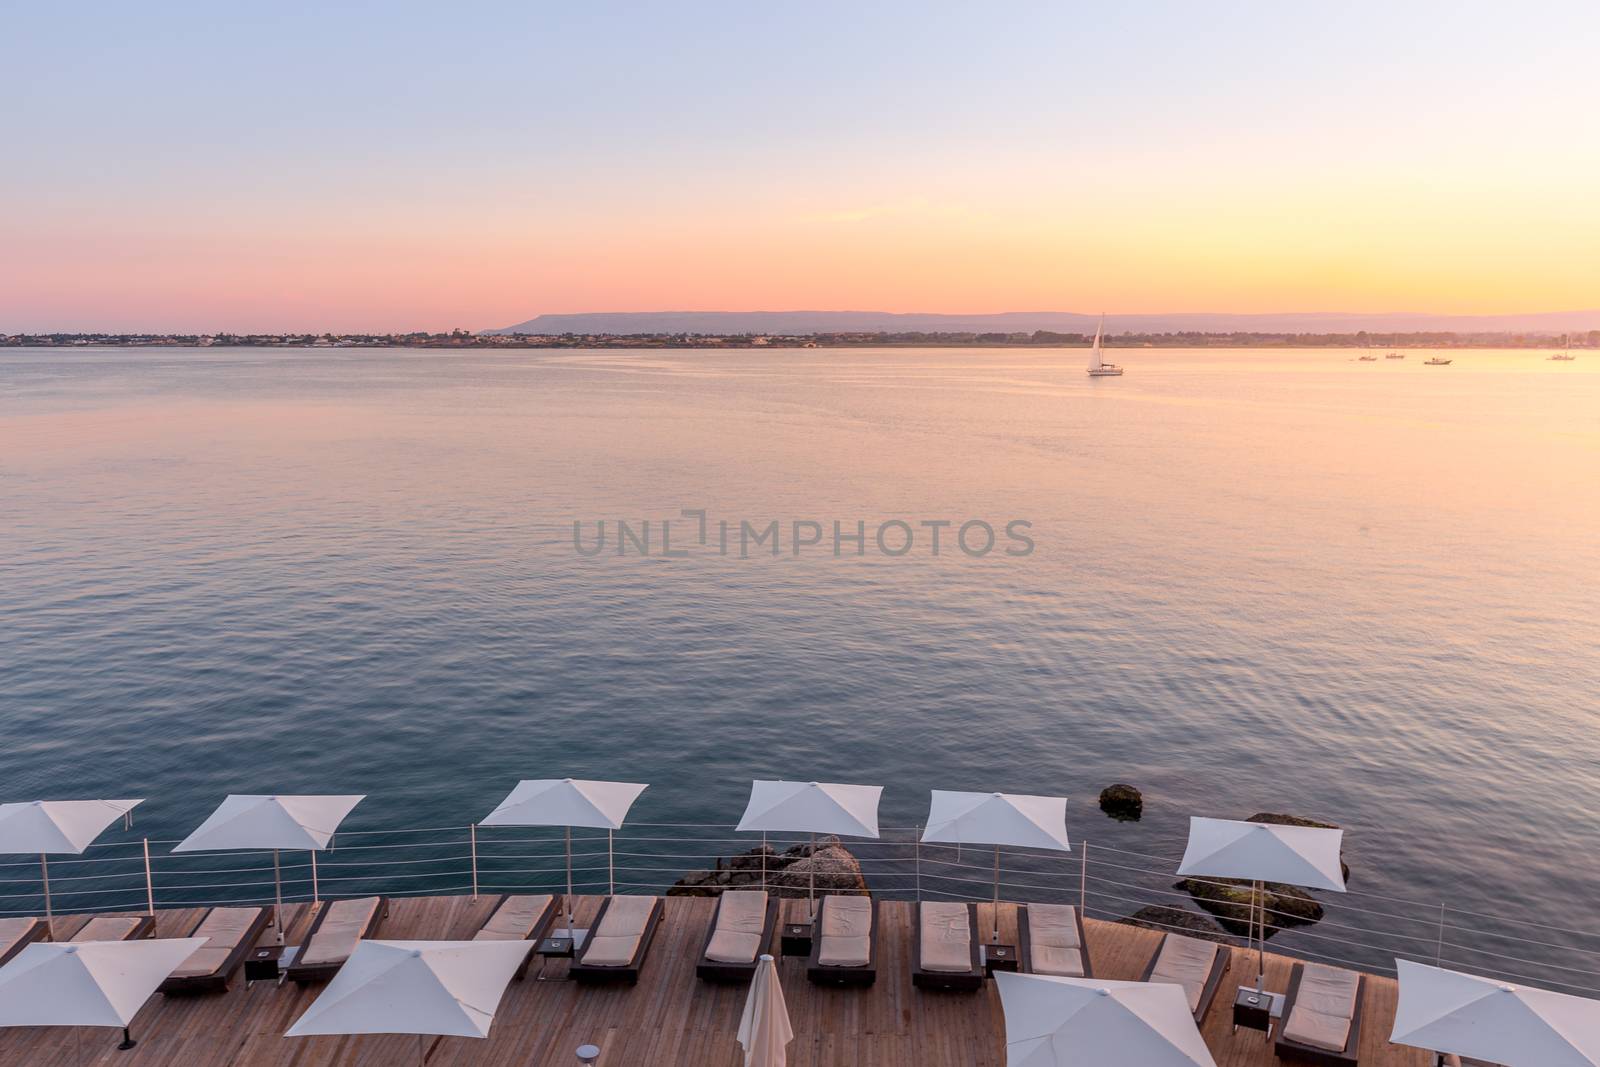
[[1139, 932, 1230, 1023], [69, 914, 156, 941], [806, 895, 878, 988], [1436, 1056, 1503, 1067], [697, 890, 779, 982], [286, 896, 388, 984], [1018, 903, 1092, 978], [569, 895, 664, 985], [0, 918, 50, 966], [910, 901, 982, 991], [158, 906, 275, 994], [1275, 961, 1366, 1066], [472, 894, 558, 979]]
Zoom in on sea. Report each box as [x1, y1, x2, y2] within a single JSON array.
[[2, 345, 1596, 987]]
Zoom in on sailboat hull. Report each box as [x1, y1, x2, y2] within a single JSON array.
[[1087, 367, 1124, 376]]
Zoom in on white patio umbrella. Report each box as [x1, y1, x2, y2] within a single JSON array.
[[1176, 816, 1346, 990], [0, 936, 205, 1051], [735, 780, 882, 918], [0, 799, 143, 936], [1390, 959, 1600, 1067], [172, 793, 366, 942], [737, 953, 793, 1067], [480, 778, 648, 940], [995, 971, 1218, 1067], [920, 790, 1070, 941], [286, 939, 534, 1063]]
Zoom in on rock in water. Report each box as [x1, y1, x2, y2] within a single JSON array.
[[1099, 784, 1143, 820], [1118, 906, 1232, 944], [668, 836, 869, 898], [1175, 876, 1324, 936]]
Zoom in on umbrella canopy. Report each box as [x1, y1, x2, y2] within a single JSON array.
[[480, 778, 648, 830], [737, 953, 793, 1067], [0, 800, 144, 854], [1390, 959, 1600, 1067], [285, 940, 534, 1039], [920, 791, 1071, 852], [995, 971, 1218, 1067], [735, 780, 883, 838], [0, 937, 206, 1028], [172, 794, 366, 852], [1175, 817, 1346, 891]]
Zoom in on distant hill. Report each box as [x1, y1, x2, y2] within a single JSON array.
[[488, 309, 1600, 336]]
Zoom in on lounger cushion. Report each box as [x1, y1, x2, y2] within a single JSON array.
[[706, 891, 768, 964], [1149, 934, 1219, 1013], [170, 908, 264, 977], [1026, 904, 1085, 977], [0, 918, 43, 958], [70, 916, 144, 942], [1284, 963, 1360, 1051], [582, 896, 658, 967], [474, 895, 553, 941], [818, 896, 872, 967], [919, 902, 972, 973], [299, 897, 380, 966]]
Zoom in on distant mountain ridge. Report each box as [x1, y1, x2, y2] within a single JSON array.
[[489, 309, 1600, 336]]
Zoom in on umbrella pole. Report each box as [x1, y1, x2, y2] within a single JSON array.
[[40, 854, 52, 937], [761, 831, 766, 893], [143, 837, 155, 916], [1254, 878, 1265, 991], [807, 832, 815, 920], [273, 849, 284, 944], [565, 826, 575, 939], [608, 828, 614, 896], [992, 844, 1001, 942]]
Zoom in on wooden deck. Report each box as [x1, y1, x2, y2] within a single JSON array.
[[1, 894, 1432, 1066]]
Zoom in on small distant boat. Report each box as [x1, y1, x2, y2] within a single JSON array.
[[1086, 316, 1123, 377], [1386, 351, 1405, 359], [1549, 334, 1576, 361], [1358, 354, 1378, 361], [1424, 357, 1453, 366]]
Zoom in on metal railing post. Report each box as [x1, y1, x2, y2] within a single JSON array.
[[143, 838, 155, 916], [470, 823, 479, 901], [1079, 841, 1089, 915], [914, 826, 922, 902]]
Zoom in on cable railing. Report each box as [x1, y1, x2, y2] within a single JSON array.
[[6, 821, 1599, 998]]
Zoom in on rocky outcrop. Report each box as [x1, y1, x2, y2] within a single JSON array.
[[1117, 906, 1232, 944], [668, 836, 869, 898], [1098, 784, 1143, 821]]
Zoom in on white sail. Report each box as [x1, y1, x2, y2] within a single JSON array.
[[1088, 316, 1104, 372]]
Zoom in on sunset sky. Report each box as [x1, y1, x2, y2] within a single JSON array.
[[5, 2, 1598, 332]]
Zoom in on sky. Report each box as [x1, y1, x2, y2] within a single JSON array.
[[4, 1, 1599, 332]]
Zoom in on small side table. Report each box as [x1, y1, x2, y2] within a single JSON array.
[[780, 922, 814, 958], [244, 945, 286, 984], [1232, 986, 1285, 1039], [537, 936, 577, 959], [981, 944, 1018, 976]]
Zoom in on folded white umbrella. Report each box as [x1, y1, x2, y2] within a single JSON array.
[[0, 799, 143, 934], [0, 937, 206, 1050], [1391, 959, 1600, 1067], [173, 794, 366, 941], [737, 953, 793, 1067], [1176, 816, 1346, 988], [996, 971, 1218, 1067], [480, 778, 648, 938], [921, 790, 1070, 940], [286, 940, 533, 1040], [736, 780, 883, 913]]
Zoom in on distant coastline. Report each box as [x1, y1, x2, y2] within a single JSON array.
[[4, 329, 1594, 350]]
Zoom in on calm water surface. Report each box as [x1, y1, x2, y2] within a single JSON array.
[[2, 346, 1597, 970]]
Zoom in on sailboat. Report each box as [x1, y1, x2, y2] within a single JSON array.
[[1424, 356, 1453, 365], [1385, 350, 1405, 359], [1086, 316, 1123, 377], [1549, 334, 1577, 361]]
